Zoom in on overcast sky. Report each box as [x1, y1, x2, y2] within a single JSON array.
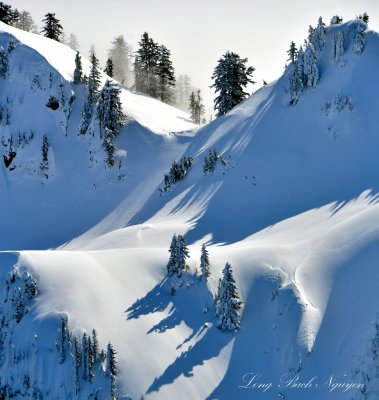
[[8, 0, 379, 116]]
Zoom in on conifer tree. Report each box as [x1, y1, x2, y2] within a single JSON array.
[[353, 20, 367, 56], [105, 57, 114, 78], [92, 329, 99, 362], [289, 46, 304, 104], [215, 263, 242, 331], [88, 53, 101, 104], [0, 2, 19, 25], [304, 43, 319, 88], [330, 15, 343, 25], [74, 336, 81, 394], [40, 134, 49, 178], [41, 13, 63, 42], [82, 333, 88, 381], [59, 316, 68, 364], [134, 32, 160, 97], [67, 33, 79, 51], [333, 31, 345, 64], [200, 244, 210, 281], [166, 234, 189, 278], [0, 46, 8, 79], [189, 90, 205, 124], [157, 45, 176, 103], [108, 35, 131, 85], [106, 343, 118, 400], [211, 51, 255, 116], [13, 10, 36, 32], [73, 52, 83, 85], [309, 17, 326, 53], [287, 41, 298, 63], [88, 336, 94, 383]]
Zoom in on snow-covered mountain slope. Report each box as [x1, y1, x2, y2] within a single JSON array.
[[1, 19, 379, 400], [0, 22, 194, 250]]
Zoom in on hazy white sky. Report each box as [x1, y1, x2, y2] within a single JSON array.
[[8, 0, 379, 115]]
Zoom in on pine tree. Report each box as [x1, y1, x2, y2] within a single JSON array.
[[13, 10, 36, 32], [88, 53, 101, 104], [353, 20, 367, 56], [289, 46, 304, 104], [0, 2, 18, 25], [303, 42, 319, 88], [211, 51, 255, 116], [106, 343, 118, 400], [82, 333, 88, 381], [157, 45, 175, 103], [309, 17, 326, 53], [41, 13, 63, 42], [330, 15, 343, 25], [166, 234, 189, 278], [200, 244, 210, 281], [134, 32, 160, 97], [74, 337, 81, 394], [92, 329, 99, 362], [88, 336, 94, 383], [104, 58, 114, 78], [67, 34, 79, 51], [73, 52, 83, 85], [40, 134, 49, 178], [189, 91, 196, 122], [333, 31, 345, 64], [108, 35, 131, 85], [59, 316, 68, 364], [215, 263, 242, 331], [287, 41, 298, 63], [0, 46, 8, 79], [203, 149, 219, 174]]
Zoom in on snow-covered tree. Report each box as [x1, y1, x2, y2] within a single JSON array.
[[289, 46, 304, 105], [200, 244, 210, 281], [41, 13, 63, 42], [166, 234, 189, 278], [40, 134, 49, 178], [88, 336, 94, 383], [134, 32, 160, 97], [108, 35, 132, 85], [333, 31, 345, 64], [88, 53, 101, 104], [82, 333, 88, 381], [59, 316, 68, 364], [0, 46, 8, 78], [287, 41, 298, 63], [303, 42, 319, 88], [104, 57, 114, 78], [309, 17, 326, 53], [106, 343, 118, 400], [215, 263, 242, 331], [92, 328, 99, 362], [189, 90, 205, 124], [157, 45, 175, 104], [74, 336, 81, 394], [203, 149, 219, 174], [353, 20, 367, 56], [358, 12, 369, 24], [73, 52, 83, 85], [175, 74, 193, 111], [211, 51, 255, 116]]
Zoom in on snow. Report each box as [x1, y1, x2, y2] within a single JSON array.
[[0, 19, 379, 400]]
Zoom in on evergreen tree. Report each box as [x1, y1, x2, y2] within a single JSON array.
[[330, 15, 343, 25], [211, 51, 255, 116], [88, 53, 101, 104], [333, 31, 345, 64], [353, 20, 367, 56], [287, 41, 298, 63], [73, 52, 83, 85], [157, 45, 176, 103], [108, 35, 131, 85], [82, 333, 88, 381], [59, 316, 68, 364], [92, 328, 99, 362], [106, 343, 118, 400], [289, 46, 304, 104], [203, 149, 219, 174], [40, 134, 49, 178], [303, 42, 319, 88], [0, 46, 8, 79], [13, 10, 36, 32], [134, 32, 160, 98], [41, 13, 63, 42], [104, 57, 114, 78], [67, 33, 79, 51], [358, 12, 369, 24], [166, 234, 189, 278], [215, 263, 242, 331], [0, 2, 18, 25], [74, 337, 81, 394], [189, 90, 205, 124], [309, 17, 326, 53], [200, 244, 210, 281], [88, 336, 94, 383]]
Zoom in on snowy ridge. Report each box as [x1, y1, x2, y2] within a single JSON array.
[[1, 19, 379, 399]]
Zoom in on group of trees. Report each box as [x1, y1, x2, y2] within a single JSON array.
[[166, 235, 242, 331], [134, 32, 176, 104]]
